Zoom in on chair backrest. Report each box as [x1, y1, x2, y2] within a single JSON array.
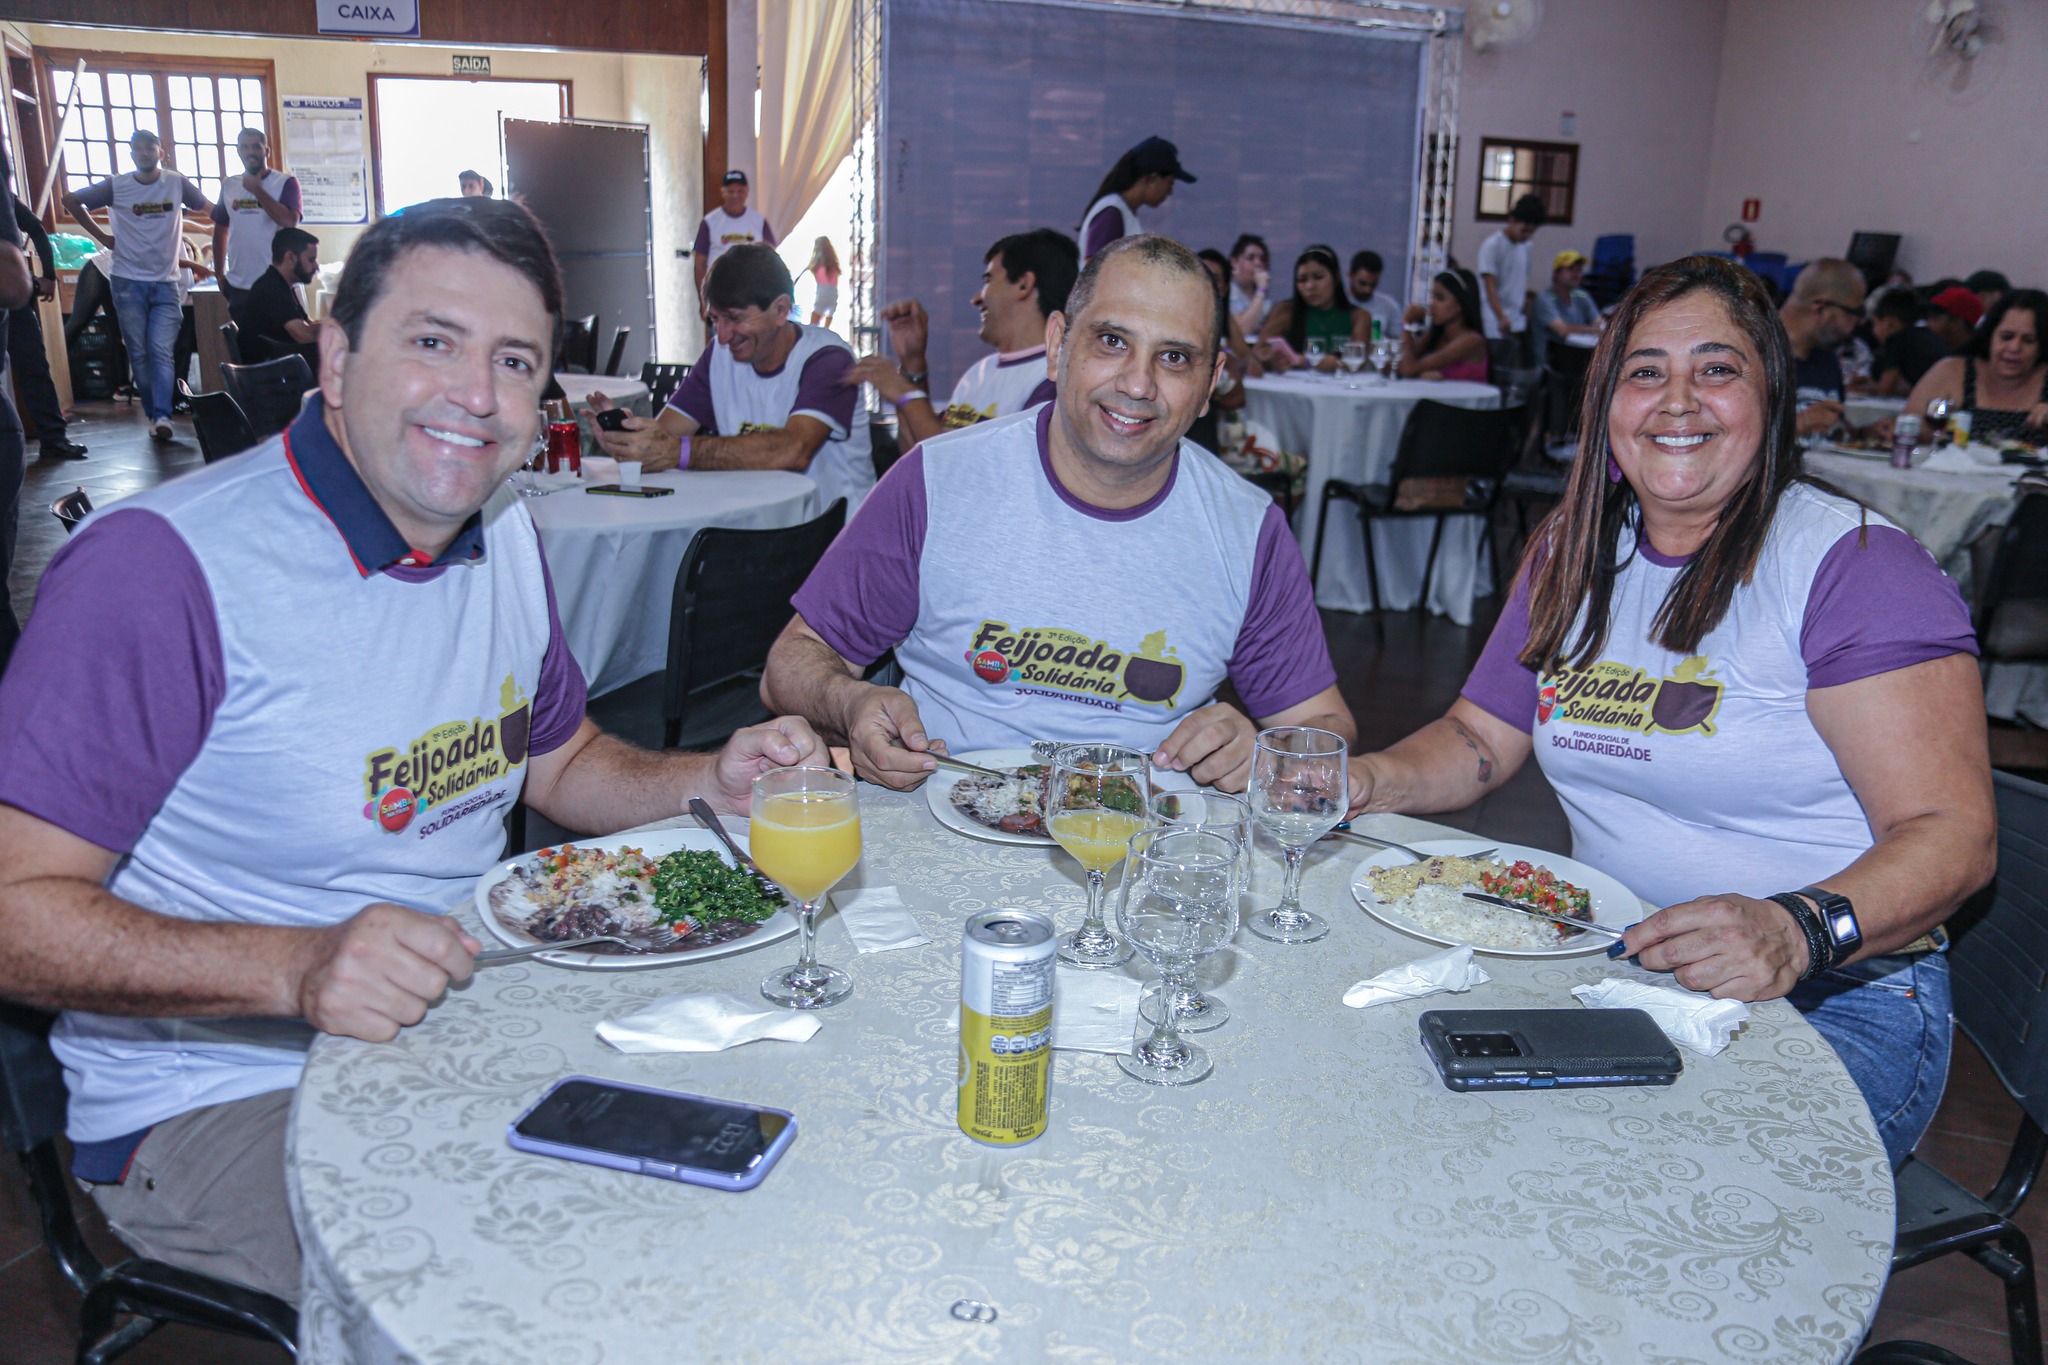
[[603, 326, 631, 378], [640, 361, 690, 409], [560, 314, 600, 374], [1388, 400, 1519, 485], [1591, 234, 1634, 270], [218, 355, 313, 441], [1846, 231, 1902, 291], [219, 320, 244, 366], [52, 486, 91, 532], [192, 391, 258, 464], [1949, 770, 2048, 1134], [1975, 488, 2048, 646], [664, 500, 849, 724]]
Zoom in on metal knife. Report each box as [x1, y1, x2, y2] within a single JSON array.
[[1461, 890, 1626, 938], [687, 797, 777, 886], [930, 752, 1010, 780]]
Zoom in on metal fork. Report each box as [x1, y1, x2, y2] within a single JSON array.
[[1332, 823, 1496, 863], [473, 934, 639, 966]]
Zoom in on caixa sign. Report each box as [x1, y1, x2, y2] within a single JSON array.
[[316, 0, 421, 37]]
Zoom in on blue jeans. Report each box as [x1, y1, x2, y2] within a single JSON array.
[[109, 276, 182, 421], [1787, 952, 1951, 1169]]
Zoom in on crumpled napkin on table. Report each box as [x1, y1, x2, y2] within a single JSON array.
[[831, 886, 930, 954], [1343, 945, 1492, 1008], [596, 992, 821, 1053], [1051, 970, 1146, 1053], [1571, 977, 1749, 1056], [580, 455, 620, 486]]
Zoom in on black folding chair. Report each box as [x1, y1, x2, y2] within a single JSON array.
[[219, 321, 245, 366], [218, 356, 312, 442], [639, 361, 690, 410], [1975, 489, 2048, 670], [1310, 400, 1520, 611], [559, 314, 599, 374], [191, 391, 258, 464], [52, 487, 91, 533], [1859, 769, 2048, 1365], [0, 1002, 298, 1363], [602, 326, 631, 378]]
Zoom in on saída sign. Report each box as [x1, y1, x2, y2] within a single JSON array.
[[316, 0, 421, 38]]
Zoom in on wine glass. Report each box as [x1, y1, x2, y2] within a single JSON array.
[[1246, 727, 1349, 944], [1304, 336, 1329, 373], [752, 766, 862, 1009], [1371, 337, 1398, 379], [515, 428, 549, 497], [1115, 827, 1241, 1086], [1339, 340, 1368, 388], [1141, 790, 1251, 1032], [1046, 744, 1151, 969]]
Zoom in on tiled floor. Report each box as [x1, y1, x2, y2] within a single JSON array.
[[0, 400, 2036, 1362]]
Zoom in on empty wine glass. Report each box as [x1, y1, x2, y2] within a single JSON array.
[[1047, 744, 1151, 968], [1247, 727, 1349, 944], [1339, 340, 1368, 386], [1141, 790, 1251, 1033], [1115, 827, 1240, 1086], [1370, 337, 1398, 379]]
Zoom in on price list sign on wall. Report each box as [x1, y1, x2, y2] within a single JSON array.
[[283, 95, 370, 225]]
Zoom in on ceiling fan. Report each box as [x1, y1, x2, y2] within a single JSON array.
[[1466, 0, 1542, 52]]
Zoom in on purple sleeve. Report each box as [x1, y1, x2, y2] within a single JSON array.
[[181, 176, 206, 210], [788, 449, 928, 666], [1082, 208, 1121, 260], [279, 177, 302, 215], [0, 511, 223, 853], [1225, 504, 1339, 717], [1026, 377, 1057, 407], [693, 219, 711, 256], [1459, 570, 1540, 731], [527, 537, 588, 756], [1802, 525, 1978, 688], [210, 199, 228, 225], [665, 338, 718, 431], [792, 345, 857, 436], [73, 180, 113, 210]]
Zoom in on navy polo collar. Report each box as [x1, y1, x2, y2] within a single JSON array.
[[282, 395, 487, 576]]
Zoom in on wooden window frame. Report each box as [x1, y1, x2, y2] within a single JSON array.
[[365, 73, 572, 219], [1473, 136, 1577, 226], [36, 47, 282, 201]]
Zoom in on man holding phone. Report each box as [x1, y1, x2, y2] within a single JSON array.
[[0, 197, 824, 1304], [209, 127, 303, 312]]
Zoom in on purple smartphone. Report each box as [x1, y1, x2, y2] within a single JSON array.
[[506, 1076, 797, 1191]]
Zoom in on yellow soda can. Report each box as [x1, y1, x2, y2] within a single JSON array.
[[958, 909, 1055, 1145]]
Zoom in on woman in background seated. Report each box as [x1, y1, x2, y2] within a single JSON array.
[[1905, 288, 2048, 447], [1255, 245, 1365, 373], [1396, 268, 1489, 383], [1350, 255, 1993, 1168]]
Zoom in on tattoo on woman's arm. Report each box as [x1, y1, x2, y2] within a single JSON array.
[[1450, 720, 1493, 784]]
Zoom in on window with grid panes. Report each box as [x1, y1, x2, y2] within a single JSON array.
[[1474, 137, 1576, 225], [48, 58, 276, 199]]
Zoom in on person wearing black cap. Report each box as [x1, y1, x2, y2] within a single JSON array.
[[1077, 136, 1193, 259], [695, 170, 777, 316]]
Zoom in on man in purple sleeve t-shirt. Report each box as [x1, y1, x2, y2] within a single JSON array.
[[0, 199, 822, 1304], [762, 234, 1355, 795]]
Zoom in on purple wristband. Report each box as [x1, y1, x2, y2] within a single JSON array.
[[678, 434, 691, 470]]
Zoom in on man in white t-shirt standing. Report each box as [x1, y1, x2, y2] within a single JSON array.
[[65, 130, 211, 442], [591, 244, 872, 512], [209, 127, 303, 313], [694, 170, 775, 318], [1475, 192, 1545, 374], [847, 227, 1076, 451]]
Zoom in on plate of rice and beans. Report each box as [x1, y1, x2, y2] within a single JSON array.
[[1348, 840, 1640, 957]]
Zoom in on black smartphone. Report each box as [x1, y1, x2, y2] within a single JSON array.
[[1419, 1008, 1682, 1091], [507, 1076, 797, 1190], [585, 484, 674, 498], [594, 407, 632, 432]]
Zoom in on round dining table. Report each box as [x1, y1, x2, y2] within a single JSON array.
[[1802, 446, 2021, 581], [522, 469, 821, 695], [291, 790, 1893, 1364], [1244, 372, 1502, 624]]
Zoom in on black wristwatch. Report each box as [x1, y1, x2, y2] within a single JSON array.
[[1796, 885, 1864, 961], [1766, 892, 1833, 982]]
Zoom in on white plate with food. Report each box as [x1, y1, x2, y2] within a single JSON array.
[[1348, 840, 1640, 957], [476, 828, 798, 970], [926, 747, 1197, 846]]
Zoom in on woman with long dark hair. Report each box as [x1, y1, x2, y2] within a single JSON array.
[[1077, 136, 1193, 260], [1904, 287, 2048, 445], [1396, 268, 1488, 382], [1346, 255, 1993, 1168], [1253, 245, 1365, 373]]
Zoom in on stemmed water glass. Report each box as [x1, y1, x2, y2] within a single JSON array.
[[1140, 790, 1251, 1032], [1339, 340, 1368, 387], [1370, 336, 1398, 379], [1046, 744, 1151, 968], [752, 766, 862, 1009], [1246, 727, 1349, 944], [1304, 336, 1330, 373], [515, 429, 549, 497], [1115, 827, 1241, 1085]]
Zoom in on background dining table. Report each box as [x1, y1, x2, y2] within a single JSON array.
[[291, 789, 1894, 1365], [1244, 372, 1502, 624], [1802, 445, 2022, 584]]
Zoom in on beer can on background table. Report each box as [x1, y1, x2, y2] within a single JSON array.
[[1891, 412, 1922, 469], [958, 910, 1055, 1146]]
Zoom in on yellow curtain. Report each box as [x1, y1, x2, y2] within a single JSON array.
[[756, 0, 853, 242]]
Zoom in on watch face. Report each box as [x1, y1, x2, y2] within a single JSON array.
[[1830, 911, 1860, 944]]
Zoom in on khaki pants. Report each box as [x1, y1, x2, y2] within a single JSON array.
[[83, 1088, 301, 1304]]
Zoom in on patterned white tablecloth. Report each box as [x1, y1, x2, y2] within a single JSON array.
[[1802, 448, 2020, 580], [523, 469, 821, 696], [291, 789, 1892, 1364]]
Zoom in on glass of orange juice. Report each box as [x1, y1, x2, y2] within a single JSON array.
[[752, 766, 862, 1009], [1047, 743, 1151, 969]]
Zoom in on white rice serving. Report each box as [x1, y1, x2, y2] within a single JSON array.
[[1380, 881, 1577, 951]]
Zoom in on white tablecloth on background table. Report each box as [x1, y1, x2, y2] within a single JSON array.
[[293, 791, 1892, 1364], [1803, 447, 2021, 579], [1245, 373, 1502, 624], [552, 374, 653, 461], [1843, 394, 1907, 429], [523, 469, 820, 695]]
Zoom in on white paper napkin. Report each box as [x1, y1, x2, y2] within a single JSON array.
[[1051, 969, 1145, 1053], [596, 992, 821, 1053], [581, 455, 620, 486], [1342, 945, 1492, 1008], [1919, 443, 2018, 477], [1571, 978, 1749, 1056], [832, 886, 929, 954]]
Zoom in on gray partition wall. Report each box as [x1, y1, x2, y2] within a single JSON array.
[[879, 0, 1427, 392]]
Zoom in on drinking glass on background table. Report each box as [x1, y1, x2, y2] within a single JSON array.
[[1371, 337, 1397, 379], [1141, 790, 1252, 1032], [1305, 337, 1330, 372], [1246, 727, 1349, 944], [515, 429, 548, 498], [1115, 828, 1241, 1085], [752, 766, 862, 1009], [1339, 340, 1368, 386], [1047, 744, 1151, 968]]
